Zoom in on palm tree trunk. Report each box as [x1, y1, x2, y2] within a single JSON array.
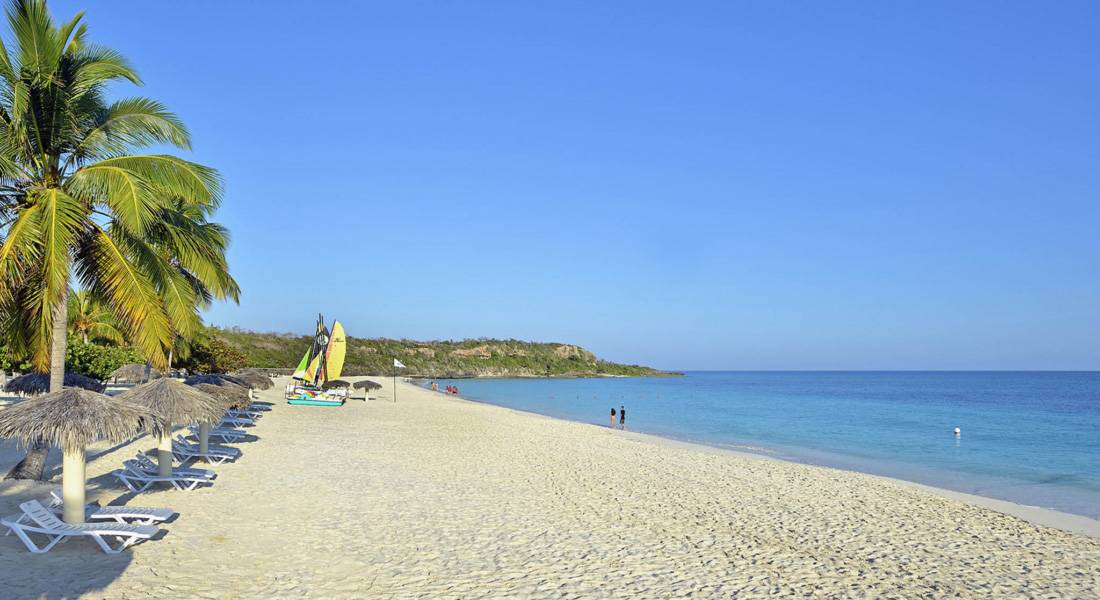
[[4, 289, 68, 480], [50, 288, 68, 393]]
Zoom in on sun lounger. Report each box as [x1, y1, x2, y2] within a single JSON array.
[[188, 424, 246, 443], [224, 410, 259, 423], [172, 436, 240, 464], [218, 416, 253, 428], [1, 500, 159, 553], [42, 491, 175, 525], [130, 454, 215, 479], [113, 462, 216, 492], [4, 493, 174, 531]]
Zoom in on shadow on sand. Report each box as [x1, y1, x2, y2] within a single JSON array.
[[0, 440, 139, 598]]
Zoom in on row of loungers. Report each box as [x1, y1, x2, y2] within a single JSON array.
[[0, 401, 272, 553]]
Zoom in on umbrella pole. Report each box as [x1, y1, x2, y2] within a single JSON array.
[[199, 422, 211, 455], [62, 447, 86, 524], [158, 428, 174, 476]]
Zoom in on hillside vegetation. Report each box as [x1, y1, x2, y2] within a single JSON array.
[[212, 327, 678, 378]]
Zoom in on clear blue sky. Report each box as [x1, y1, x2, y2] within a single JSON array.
[[51, 1, 1100, 370]]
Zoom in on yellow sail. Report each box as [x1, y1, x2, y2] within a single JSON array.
[[325, 321, 347, 381], [304, 352, 323, 383]]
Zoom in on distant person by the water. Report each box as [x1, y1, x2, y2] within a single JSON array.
[[431, 381, 438, 392], [610, 407, 617, 428], [620, 405, 626, 431]]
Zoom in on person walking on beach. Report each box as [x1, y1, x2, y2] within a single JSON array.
[[619, 405, 626, 431], [610, 407, 617, 428]]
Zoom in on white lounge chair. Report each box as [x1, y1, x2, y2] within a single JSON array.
[[113, 463, 215, 492], [218, 416, 253, 428], [223, 411, 258, 425], [1, 500, 159, 554], [130, 454, 215, 480], [172, 436, 240, 464], [45, 491, 175, 525], [227, 408, 262, 419], [188, 424, 246, 443]]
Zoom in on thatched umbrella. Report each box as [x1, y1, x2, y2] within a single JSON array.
[[353, 379, 382, 400], [192, 382, 250, 409], [183, 373, 248, 388], [5, 372, 106, 395], [0, 388, 165, 523], [321, 379, 350, 390], [231, 368, 273, 390], [186, 381, 250, 454], [110, 363, 162, 384], [233, 372, 270, 391], [118, 378, 225, 474]]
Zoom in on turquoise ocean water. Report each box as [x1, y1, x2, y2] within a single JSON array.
[[425, 372, 1100, 520]]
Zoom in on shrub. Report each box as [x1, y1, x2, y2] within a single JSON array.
[[65, 338, 143, 381], [178, 336, 248, 374]]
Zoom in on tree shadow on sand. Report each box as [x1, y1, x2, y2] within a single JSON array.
[[0, 441, 142, 599]]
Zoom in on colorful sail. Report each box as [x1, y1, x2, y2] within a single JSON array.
[[295, 314, 330, 385], [291, 348, 311, 380], [325, 321, 347, 382]]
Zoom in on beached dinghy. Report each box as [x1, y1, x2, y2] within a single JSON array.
[[286, 316, 348, 407]]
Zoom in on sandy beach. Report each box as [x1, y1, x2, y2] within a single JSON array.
[[1, 376, 1098, 598]]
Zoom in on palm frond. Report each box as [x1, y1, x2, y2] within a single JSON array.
[[65, 160, 161, 235], [70, 97, 190, 163], [73, 226, 171, 368]]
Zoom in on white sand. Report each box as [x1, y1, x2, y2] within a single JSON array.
[[1, 377, 1098, 598]]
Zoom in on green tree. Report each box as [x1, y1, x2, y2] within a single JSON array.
[[0, 0, 236, 479], [177, 335, 247, 374], [64, 336, 141, 380], [67, 289, 122, 344]]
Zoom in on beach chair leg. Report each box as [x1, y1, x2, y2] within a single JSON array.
[[10, 527, 63, 554], [90, 533, 137, 554]]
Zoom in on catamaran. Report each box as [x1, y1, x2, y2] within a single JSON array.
[[285, 314, 348, 406]]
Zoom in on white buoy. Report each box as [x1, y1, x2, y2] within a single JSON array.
[[954, 427, 961, 436]]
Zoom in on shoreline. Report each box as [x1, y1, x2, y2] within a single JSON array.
[[422, 382, 1100, 538], [1, 376, 1097, 596]]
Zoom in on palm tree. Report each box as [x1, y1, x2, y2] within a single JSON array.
[[67, 289, 122, 344], [0, 0, 237, 479]]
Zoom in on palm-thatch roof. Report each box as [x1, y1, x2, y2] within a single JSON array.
[[183, 373, 249, 388], [192, 382, 251, 410], [232, 367, 272, 378], [353, 380, 383, 391], [321, 379, 350, 390], [116, 378, 225, 425], [4, 372, 106, 395], [110, 363, 162, 383], [230, 369, 273, 390], [0, 388, 166, 451]]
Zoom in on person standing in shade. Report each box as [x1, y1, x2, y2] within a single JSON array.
[[619, 405, 626, 431], [610, 407, 617, 428]]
